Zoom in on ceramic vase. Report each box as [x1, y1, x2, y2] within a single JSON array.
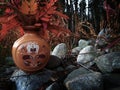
[[12, 26, 50, 73]]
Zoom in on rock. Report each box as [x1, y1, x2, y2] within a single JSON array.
[[65, 65, 76, 73], [77, 45, 97, 68], [71, 47, 82, 55], [5, 56, 14, 65], [78, 39, 89, 49], [71, 39, 93, 55], [88, 39, 96, 46], [95, 28, 111, 47], [10, 69, 53, 90], [65, 72, 103, 90], [46, 55, 61, 69], [46, 82, 61, 90], [5, 66, 18, 75], [95, 52, 120, 73], [52, 43, 67, 59], [64, 67, 93, 83], [5, 56, 13, 61], [53, 66, 64, 72], [65, 65, 76, 69]]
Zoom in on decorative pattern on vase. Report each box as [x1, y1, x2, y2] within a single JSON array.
[[19, 42, 45, 67], [12, 32, 50, 73]]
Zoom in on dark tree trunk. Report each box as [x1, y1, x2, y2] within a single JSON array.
[[58, 0, 106, 34], [79, 0, 86, 21]]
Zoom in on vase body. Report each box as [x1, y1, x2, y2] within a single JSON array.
[[12, 27, 50, 73]]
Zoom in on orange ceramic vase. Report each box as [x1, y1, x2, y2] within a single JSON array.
[[12, 26, 50, 73]]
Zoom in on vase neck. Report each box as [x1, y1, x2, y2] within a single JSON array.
[[24, 30, 39, 33], [24, 30, 40, 36], [22, 26, 40, 35]]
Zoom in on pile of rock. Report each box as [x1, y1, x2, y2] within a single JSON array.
[[1, 38, 120, 90]]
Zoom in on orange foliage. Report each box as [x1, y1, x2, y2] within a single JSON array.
[[0, 0, 70, 42], [0, 16, 24, 41], [19, 0, 38, 15]]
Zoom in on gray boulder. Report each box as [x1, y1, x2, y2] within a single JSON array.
[[65, 72, 103, 90], [78, 39, 89, 48], [46, 55, 61, 69], [95, 28, 111, 47], [77, 45, 97, 68], [10, 69, 53, 90], [46, 82, 61, 90], [71, 39, 90, 55], [71, 47, 82, 55], [95, 52, 120, 73], [64, 67, 93, 83], [52, 43, 67, 58]]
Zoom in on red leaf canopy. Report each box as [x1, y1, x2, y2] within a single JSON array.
[[0, 0, 71, 41]]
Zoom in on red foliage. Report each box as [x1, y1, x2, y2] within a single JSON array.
[[103, 0, 116, 22], [0, 0, 70, 42], [0, 15, 24, 41]]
